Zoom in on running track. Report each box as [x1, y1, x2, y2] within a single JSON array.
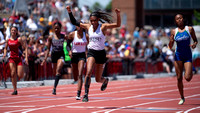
[[0, 74, 200, 113]]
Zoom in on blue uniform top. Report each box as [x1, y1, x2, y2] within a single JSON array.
[[174, 26, 192, 62]]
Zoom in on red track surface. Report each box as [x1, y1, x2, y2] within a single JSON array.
[[0, 74, 200, 113]]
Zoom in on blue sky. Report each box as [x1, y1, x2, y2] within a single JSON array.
[[78, 0, 111, 9]]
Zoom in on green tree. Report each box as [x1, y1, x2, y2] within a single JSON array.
[[193, 10, 200, 25], [92, 2, 102, 10], [105, 1, 112, 12]]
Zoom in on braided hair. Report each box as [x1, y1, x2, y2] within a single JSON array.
[[53, 21, 62, 28], [90, 10, 113, 23]]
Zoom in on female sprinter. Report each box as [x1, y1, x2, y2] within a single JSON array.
[[67, 22, 89, 100], [168, 14, 198, 105], [41, 21, 70, 95], [66, 6, 121, 102], [3, 26, 28, 95]]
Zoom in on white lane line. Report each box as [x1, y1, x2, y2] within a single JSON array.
[[10, 85, 200, 113], [176, 111, 183, 113], [66, 106, 109, 109], [0, 80, 179, 105], [0, 106, 35, 107], [184, 106, 200, 113], [0, 80, 140, 100], [93, 93, 200, 113], [4, 79, 200, 113], [3, 81, 180, 113], [0, 82, 179, 106]]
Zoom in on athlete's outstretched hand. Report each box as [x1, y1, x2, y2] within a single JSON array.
[[115, 8, 120, 14], [66, 6, 72, 13]]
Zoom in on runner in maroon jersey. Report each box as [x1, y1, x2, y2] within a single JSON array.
[[3, 26, 28, 95]]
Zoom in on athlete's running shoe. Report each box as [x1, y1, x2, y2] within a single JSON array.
[[11, 90, 17, 95], [178, 98, 185, 105], [101, 78, 109, 91], [82, 95, 88, 102], [76, 96, 81, 100], [52, 88, 56, 95]]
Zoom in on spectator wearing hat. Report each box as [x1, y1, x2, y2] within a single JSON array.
[[18, 19, 26, 33], [37, 17, 46, 35]]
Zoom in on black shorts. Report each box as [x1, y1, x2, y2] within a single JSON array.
[[51, 52, 64, 63], [63, 61, 71, 67], [87, 49, 106, 64], [62, 61, 71, 74], [71, 52, 86, 64]]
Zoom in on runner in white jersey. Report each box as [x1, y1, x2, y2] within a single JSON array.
[[67, 6, 121, 102], [68, 24, 89, 100], [168, 14, 198, 105]]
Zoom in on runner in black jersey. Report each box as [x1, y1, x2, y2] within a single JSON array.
[[41, 21, 70, 95]]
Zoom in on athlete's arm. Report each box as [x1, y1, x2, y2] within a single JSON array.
[[0, 42, 5, 45], [168, 29, 175, 50], [3, 39, 8, 58], [189, 26, 198, 49], [67, 32, 75, 50], [18, 37, 28, 65], [41, 36, 52, 65], [85, 33, 89, 56], [66, 6, 89, 30], [102, 8, 121, 31], [67, 32, 75, 58]]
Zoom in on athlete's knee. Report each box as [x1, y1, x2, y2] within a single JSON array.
[[177, 75, 183, 82], [56, 67, 62, 74], [86, 70, 92, 76], [185, 75, 192, 82], [10, 70, 16, 77], [78, 75, 82, 80]]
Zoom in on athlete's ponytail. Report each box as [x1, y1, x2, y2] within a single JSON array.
[[90, 10, 113, 23]]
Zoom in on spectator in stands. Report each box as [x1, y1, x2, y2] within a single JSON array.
[[5, 18, 14, 40], [26, 14, 38, 32], [0, 24, 5, 56], [149, 28, 157, 39], [134, 41, 140, 58], [144, 44, 153, 60], [119, 25, 126, 40], [161, 44, 173, 73], [154, 36, 163, 50], [168, 14, 198, 105], [37, 17, 46, 33], [151, 44, 160, 62], [3, 26, 28, 95], [26, 34, 37, 81], [133, 27, 139, 40]]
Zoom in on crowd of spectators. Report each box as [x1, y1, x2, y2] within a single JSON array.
[[0, 0, 198, 81]]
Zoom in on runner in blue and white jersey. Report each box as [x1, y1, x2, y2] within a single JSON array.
[[168, 14, 198, 105]]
